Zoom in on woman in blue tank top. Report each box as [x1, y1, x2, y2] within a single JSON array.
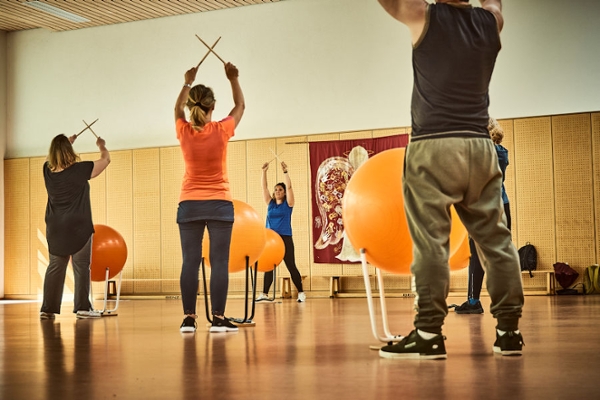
[[256, 161, 306, 302]]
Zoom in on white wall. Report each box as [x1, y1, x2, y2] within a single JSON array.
[[1, 30, 6, 297], [5, 0, 600, 159]]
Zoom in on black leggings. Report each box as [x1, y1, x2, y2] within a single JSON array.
[[179, 219, 233, 316], [468, 202, 512, 299], [262, 235, 303, 294]]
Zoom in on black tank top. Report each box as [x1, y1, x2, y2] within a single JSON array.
[[411, 3, 501, 141]]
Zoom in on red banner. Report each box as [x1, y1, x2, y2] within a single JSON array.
[[309, 135, 409, 263]]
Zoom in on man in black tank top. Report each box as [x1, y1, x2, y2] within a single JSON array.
[[377, 0, 524, 359]]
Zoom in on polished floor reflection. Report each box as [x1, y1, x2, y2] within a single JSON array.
[[1, 295, 599, 399]]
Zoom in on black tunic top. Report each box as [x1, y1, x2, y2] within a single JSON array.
[[44, 161, 95, 256], [411, 3, 501, 141]]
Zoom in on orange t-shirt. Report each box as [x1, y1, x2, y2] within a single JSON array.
[[176, 117, 235, 202]]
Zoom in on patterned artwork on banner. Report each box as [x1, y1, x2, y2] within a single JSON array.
[[309, 135, 409, 263]]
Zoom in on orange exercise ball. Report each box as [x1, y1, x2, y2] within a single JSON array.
[[256, 228, 285, 272], [342, 148, 469, 274], [203, 200, 266, 273], [90, 224, 128, 282]]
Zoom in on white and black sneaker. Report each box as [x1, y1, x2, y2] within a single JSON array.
[[297, 292, 306, 303], [379, 330, 447, 360], [493, 330, 524, 356], [180, 316, 197, 333], [210, 317, 239, 333]]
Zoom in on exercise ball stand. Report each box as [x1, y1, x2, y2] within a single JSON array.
[[359, 248, 405, 349], [200, 256, 257, 328], [90, 267, 123, 316]]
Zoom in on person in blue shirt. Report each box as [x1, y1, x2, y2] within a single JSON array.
[[453, 117, 512, 314], [256, 161, 306, 303]]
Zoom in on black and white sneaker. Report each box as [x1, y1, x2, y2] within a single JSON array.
[[180, 316, 197, 333], [379, 330, 447, 360], [210, 317, 239, 333], [493, 331, 524, 356]]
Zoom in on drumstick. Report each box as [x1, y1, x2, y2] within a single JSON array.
[[196, 36, 221, 68], [82, 119, 99, 139], [75, 118, 98, 136], [195, 34, 226, 64], [266, 150, 284, 164]]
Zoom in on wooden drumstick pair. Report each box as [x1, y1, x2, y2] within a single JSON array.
[[195, 35, 226, 67], [75, 118, 99, 138]]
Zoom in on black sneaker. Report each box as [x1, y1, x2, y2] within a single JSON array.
[[379, 330, 447, 360], [210, 317, 239, 333], [180, 316, 197, 333], [493, 331, 524, 356], [454, 300, 484, 314]]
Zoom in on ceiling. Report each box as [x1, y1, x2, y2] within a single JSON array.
[[0, 0, 281, 32]]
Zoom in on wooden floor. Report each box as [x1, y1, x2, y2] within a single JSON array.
[[1, 294, 599, 399]]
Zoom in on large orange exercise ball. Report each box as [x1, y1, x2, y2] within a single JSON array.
[[90, 224, 128, 282], [342, 148, 469, 274], [203, 200, 266, 273], [256, 228, 285, 272]]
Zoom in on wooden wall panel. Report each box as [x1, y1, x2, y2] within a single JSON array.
[[373, 127, 409, 138], [552, 114, 595, 277], [160, 147, 184, 293], [5, 112, 600, 296], [592, 113, 600, 264], [80, 153, 109, 298], [227, 141, 247, 203], [105, 151, 134, 293], [80, 153, 106, 226], [132, 149, 161, 293], [514, 117, 556, 270], [243, 139, 275, 291], [226, 141, 249, 291], [29, 158, 48, 296], [339, 130, 372, 140], [4, 159, 30, 295], [245, 139, 276, 219]]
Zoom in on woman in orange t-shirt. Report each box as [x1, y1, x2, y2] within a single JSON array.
[[174, 62, 245, 333]]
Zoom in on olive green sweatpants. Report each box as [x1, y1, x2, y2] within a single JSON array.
[[403, 137, 523, 334]]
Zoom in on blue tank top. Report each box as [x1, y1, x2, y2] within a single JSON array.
[[411, 3, 501, 141], [266, 200, 293, 236]]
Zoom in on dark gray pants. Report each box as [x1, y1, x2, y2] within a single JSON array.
[[403, 138, 523, 333], [179, 219, 233, 316], [41, 235, 93, 314]]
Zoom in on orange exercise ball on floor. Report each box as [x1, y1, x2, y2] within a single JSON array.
[[203, 200, 266, 273], [342, 148, 469, 274], [256, 228, 285, 272], [90, 224, 128, 282]]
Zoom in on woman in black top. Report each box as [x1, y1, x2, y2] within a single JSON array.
[[40, 133, 110, 319]]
